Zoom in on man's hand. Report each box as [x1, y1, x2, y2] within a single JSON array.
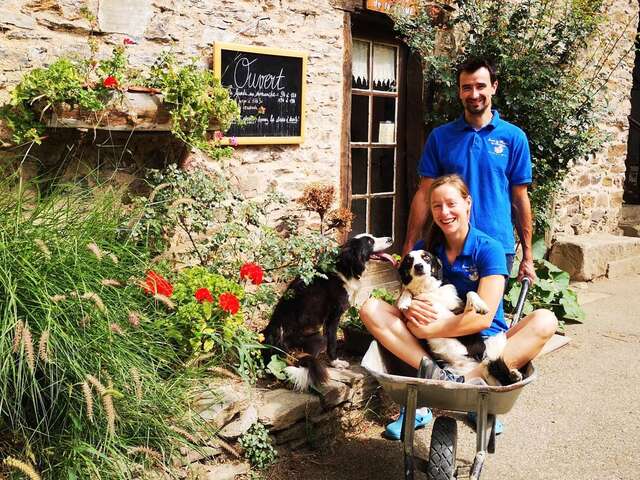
[[517, 257, 536, 283]]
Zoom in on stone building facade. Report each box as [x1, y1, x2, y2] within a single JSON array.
[[0, 0, 639, 248]]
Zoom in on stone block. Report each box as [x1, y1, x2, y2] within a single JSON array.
[[0, 9, 38, 30], [188, 461, 250, 480], [274, 420, 308, 445], [316, 378, 352, 407], [549, 233, 640, 281], [218, 405, 258, 439], [607, 256, 640, 278], [257, 388, 322, 431], [98, 0, 153, 36]]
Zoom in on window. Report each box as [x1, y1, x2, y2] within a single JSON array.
[[350, 39, 399, 239]]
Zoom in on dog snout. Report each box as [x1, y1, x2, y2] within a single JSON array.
[[414, 263, 424, 274]]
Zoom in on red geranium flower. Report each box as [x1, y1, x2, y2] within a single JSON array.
[[214, 130, 224, 141], [194, 287, 213, 303], [123, 37, 137, 45], [240, 262, 263, 285], [218, 292, 240, 314], [142, 271, 173, 297], [103, 76, 118, 89]]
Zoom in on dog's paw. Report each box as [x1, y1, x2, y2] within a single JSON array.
[[508, 368, 523, 383], [465, 292, 489, 315], [330, 359, 349, 369], [396, 292, 412, 311]]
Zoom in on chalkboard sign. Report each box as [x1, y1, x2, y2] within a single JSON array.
[[214, 43, 307, 145]]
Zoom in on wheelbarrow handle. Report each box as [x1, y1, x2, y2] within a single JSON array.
[[510, 277, 531, 327]]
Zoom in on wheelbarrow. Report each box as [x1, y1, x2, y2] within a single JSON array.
[[361, 279, 534, 480]]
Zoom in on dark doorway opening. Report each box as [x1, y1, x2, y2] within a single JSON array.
[[624, 13, 640, 204]]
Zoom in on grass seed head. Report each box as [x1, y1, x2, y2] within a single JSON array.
[[87, 242, 103, 260], [128, 311, 141, 327], [153, 293, 175, 310], [3, 457, 42, 480], [109, 323, 125, 335], [82, 291, 106, 313], [38, 329, 50, 363], [12, 319, 24, 353], [82, 381, 94, 422], [131, 367, 142, 400], [34, 238, 52, 260], [22, 325, 35, 372], [101, 278, 122, 287]]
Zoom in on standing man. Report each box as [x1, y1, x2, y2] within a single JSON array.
[[403, 58, 535, 281]]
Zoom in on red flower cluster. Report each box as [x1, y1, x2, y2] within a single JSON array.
[[240, 262, 263, 285], [103, 76, 118, 89], [142, 271, 173, 297], [218, 292, 240, 314], [194, 287, 213, 303], [123, 37, 137, 45]]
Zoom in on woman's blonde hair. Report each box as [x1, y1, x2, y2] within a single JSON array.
[[424, 174, 471, 252]]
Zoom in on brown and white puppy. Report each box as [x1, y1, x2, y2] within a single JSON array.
[[397, 250, 522, 386]]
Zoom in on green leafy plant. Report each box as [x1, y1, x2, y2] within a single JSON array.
[[162, 266, 264, 379], [392, 0, 633, 234], [0, 44, 239, 160], [126, 164, 340, 287], [239, 422, 277, 470], [147, 52, 239, 160], [504, 238, 585, 325]]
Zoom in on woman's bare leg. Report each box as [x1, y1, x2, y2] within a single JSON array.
[[360, 298, 428, 370], [503, 308, 558, 369]]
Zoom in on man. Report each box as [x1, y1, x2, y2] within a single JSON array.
[[403, 58, 535, 282]]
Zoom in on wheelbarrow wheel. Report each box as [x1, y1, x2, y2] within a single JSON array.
[[426, 416, 457, 480]]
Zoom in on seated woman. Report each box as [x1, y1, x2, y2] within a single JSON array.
[[359, 174, 557, 439]]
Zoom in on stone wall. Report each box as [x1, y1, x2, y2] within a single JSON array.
[[0, 0, 349, 201], [2, 0, 639, 237], [551, 0, 639, 238]]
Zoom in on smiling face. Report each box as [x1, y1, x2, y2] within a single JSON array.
[[458, 66, 497, 117], [430, 183, 471, 237]]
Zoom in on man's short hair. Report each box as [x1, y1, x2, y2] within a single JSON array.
[[456, 58, 497, 85]]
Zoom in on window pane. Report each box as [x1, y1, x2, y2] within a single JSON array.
[[370, 197, 393, 238], [372, 96, 396, 143], [351, 148, 368, 195], [372, 43, 396, 92], [350, 198, 367, 236], [371, 148, 395, 193], [352, 40, 370, 89], [351, 94, 369, 142]]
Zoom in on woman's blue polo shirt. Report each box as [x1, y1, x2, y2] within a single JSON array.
[[433, 225, 509, 337]]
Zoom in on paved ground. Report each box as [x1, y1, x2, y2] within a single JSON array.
[[266, 273, 640, 480]]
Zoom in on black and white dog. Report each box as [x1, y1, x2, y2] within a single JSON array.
[[397, 250, 522, 386], [262, 234, 394, 391]]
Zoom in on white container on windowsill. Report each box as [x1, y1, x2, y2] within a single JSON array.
[[379, 121, 395, 144]]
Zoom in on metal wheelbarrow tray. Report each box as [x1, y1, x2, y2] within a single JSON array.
[[362, 340, 536, 480]]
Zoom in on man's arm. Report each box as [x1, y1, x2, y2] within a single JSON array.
[[511, 184, 536, 282], [402, 177, 434, 256]]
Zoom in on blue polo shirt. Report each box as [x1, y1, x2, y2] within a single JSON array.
[[419, 110, 532, 254], [434, 225, 509, 337]]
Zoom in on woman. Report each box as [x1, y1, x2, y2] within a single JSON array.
[[360, 174, 557, 439]]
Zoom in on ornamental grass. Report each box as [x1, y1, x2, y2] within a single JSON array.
[[0, 175, 207, 478]]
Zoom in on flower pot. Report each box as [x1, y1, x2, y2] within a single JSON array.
[[341, 325, 374, 356]]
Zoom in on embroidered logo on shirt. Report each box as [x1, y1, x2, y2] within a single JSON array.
[[488, 138, 508, 157], [461, 262, 479, 281]]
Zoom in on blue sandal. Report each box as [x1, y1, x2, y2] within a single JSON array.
[[467, 411, 504, 435], [384, 408, 433, 441]]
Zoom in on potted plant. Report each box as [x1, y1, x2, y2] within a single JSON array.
[[0, 42, 239, 161], [341, 288, 397, 355]]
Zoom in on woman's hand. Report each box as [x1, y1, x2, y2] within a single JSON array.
[[406, 316, 431, 339], [402, 297, 439, 326]]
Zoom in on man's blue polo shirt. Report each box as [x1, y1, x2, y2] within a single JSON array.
[[419, 110, 532, 254], [434, 225, 509, 337]]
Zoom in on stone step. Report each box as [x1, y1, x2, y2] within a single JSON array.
[[549, 233, 640, 281], [354, 261, 400, 305], [619, 204, 640, 237]]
